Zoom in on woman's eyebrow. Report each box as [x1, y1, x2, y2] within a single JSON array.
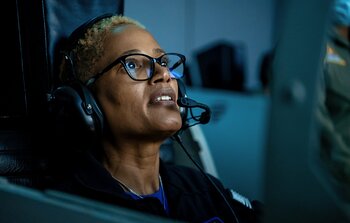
[[153, 48, 166, 54], [119, 48, 166, 57], [120, 49, 141, 56]]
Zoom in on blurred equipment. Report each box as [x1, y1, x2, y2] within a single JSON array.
[[195, 41, 247, 92]]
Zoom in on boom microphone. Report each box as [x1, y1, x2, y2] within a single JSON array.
[[177, 97, 211, 124]]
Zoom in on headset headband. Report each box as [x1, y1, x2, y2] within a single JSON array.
[[66, 13, 115, 52]]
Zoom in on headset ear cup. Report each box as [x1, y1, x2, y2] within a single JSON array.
[[50, 83, 104, 149], [79, 84, 104, 136], [177, 79, 188, 129]]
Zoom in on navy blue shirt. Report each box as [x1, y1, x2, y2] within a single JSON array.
[[49, 152, 262, 223]]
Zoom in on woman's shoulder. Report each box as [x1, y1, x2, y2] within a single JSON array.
[[161, 162, 224, 193]]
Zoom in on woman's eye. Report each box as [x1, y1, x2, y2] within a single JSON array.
[[126, 61, 136, 69], [161, 58, 169, 67], [125, 59, 141, 70]]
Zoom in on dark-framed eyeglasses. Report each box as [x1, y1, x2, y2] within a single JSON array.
[[86, 53, 186, 86]]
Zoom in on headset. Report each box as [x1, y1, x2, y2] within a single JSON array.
[[50, 13, 211, 140]]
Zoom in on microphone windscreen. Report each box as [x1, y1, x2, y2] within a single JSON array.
[[199, 111, 211, 124]]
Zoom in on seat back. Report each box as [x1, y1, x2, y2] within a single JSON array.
[[0, 0, 124, 189]]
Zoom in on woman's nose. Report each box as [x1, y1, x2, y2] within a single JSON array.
[[151, 63, 172, 83]]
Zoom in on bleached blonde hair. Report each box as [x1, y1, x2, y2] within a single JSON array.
[[60, 15, 146, 83]]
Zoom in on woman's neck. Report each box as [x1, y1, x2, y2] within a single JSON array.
[[102, 140, 161, 195]]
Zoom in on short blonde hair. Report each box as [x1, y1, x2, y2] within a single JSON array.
[[60, 15, 145, 83]]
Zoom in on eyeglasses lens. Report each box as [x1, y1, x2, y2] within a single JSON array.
[[124, 54, 184, 80]]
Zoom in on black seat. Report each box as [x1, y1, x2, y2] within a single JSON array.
[[0, 0, 124, 189]]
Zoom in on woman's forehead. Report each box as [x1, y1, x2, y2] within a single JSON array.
[[106, 26, 161, 55]]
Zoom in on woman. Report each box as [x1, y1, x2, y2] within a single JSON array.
[[51, 13, 262, 223]]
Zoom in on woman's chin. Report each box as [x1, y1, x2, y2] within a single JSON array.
[[156, 121, 182, 137]]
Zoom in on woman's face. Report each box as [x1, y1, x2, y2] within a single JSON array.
[[94, 25, 182, 142]]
